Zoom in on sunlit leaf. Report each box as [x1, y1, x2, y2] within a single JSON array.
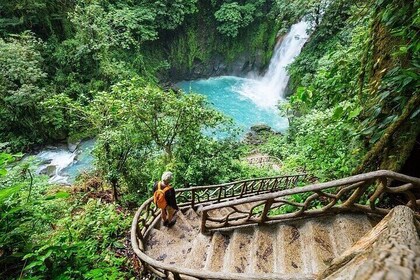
[[332, 106, 344, 119]]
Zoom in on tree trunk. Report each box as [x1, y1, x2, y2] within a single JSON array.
[[354, 93, 420, 174], [164, 145, 173, 164], [317, 205, 420, 279], [111, 179, 119, 202]]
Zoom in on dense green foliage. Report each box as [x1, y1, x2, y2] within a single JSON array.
[[0, 1, 284, 278], [0, 33, 47, 149], [149, 0, 324, 79], [214, 1, 262, 37], [0, 0, 309, 150], [0, 155, 132, 279], [1, 0, 418, 278], [89, 79, 263, 199], [261, 0, 419, 180]]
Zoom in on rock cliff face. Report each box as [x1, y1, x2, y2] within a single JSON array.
[[151, 15, 282, 83], [167, 49, 267, 81], [163, 30, 289, 83]]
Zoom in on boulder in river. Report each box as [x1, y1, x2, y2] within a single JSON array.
[[245, 124, 283, 145], [250, 124, 272, 133], [39, 158, 53, 165], [244, 131, 262, 145], [40, 165, 57, 177], [67, 139, 81, 153]]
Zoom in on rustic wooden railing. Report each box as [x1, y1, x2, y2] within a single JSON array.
[[200, 170, 420, 233], [176, 173, 306, 209], [131, 173, 306, 280], [131, 170, 420, 279]]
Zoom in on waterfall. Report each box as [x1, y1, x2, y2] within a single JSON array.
[[176, 20, 310, 133], [236, 20, 309, 108]]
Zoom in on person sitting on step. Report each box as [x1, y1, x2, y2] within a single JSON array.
[[153, 171, 179, 227]]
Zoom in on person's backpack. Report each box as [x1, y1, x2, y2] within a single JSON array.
[[153, 181, 171, 209]]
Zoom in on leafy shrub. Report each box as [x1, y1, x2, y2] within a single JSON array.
[[0, 154, 133, 279], [0, 33, 48, 150], [261, 106, 365, 180], [214, 2, 260, 37], [23, 199, 131, 279]]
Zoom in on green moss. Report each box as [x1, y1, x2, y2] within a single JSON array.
[[146, 15, 280, 77]]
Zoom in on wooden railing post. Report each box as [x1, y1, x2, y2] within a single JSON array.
[[217, 186, 222, 202], [260, 198, 274, 225], [191, 189, 195, 209], [257, 179, 265, 193], [201, 210, 208, 234]]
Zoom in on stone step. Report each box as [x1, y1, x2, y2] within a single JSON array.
[[177, 210, 200, 234], [298, 221, 315, 275], [235, 203, 251, 213], [158, 211, 197, 243], [251, 226, 276, 274], [331, 214, 373, 256], [276, 223, 305, 274], [341, 214, 373, 244], [208, 207, 231, 218], [223, 227, 254, 273], [183, 233, 212, 269], [183, 208, 201, 230], [207, 202, 254, 225], [145, 229, 193, 265], [308, 219, 336, 273], [204, 231, 230, 271], [144, 207, 376, 279]]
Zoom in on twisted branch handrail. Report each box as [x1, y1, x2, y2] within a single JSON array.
[[175, 174, 306, 209], [131, 173, 307, 279], [200, 170, 420, 233], [131, 170, 420, 279]]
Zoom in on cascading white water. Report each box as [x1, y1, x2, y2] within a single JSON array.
[[235, 20, 309, 108], [176, 20, 311, 133], [37, 149, 76, 183], [34, 139, 95, 184]]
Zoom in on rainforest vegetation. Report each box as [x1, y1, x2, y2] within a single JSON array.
[[0, 0, 418, 278]]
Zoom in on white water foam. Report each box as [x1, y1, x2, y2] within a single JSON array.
[[235, 20, 310, 109], [37, 149, 76, 184]]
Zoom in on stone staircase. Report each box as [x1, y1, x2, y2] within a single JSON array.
[[144, 204, 376, 279], [132, 171, 420, 279]]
